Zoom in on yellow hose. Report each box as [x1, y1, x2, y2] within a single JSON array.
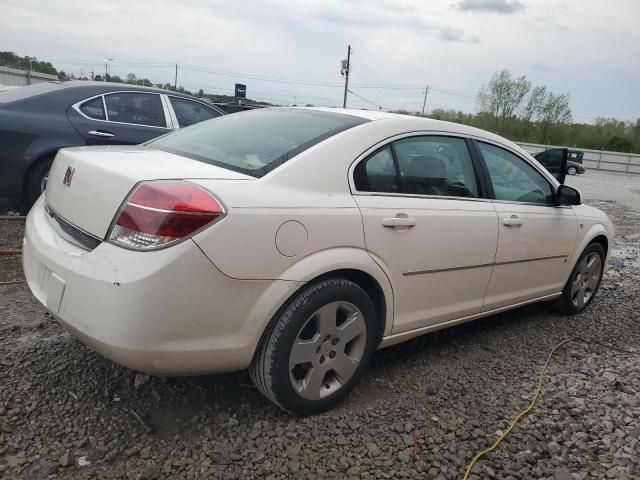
[[463, 338, 575, 479], [0, 279, 26, 285]]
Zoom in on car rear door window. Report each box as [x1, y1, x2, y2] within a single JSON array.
[[169, 97, 220, 127], [394, 136, 478, 197], [478, 142, 553, 204], [355, 136, 479, 198], [104, 92, 166, 127], [354, 146, 398, 193], [79, 96, 105, 120]]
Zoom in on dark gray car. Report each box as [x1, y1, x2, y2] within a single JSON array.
[[0, 81, 225, 205]]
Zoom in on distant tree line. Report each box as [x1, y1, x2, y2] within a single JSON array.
[[396, 69, 640, 154], [0, 51, 57, 75]]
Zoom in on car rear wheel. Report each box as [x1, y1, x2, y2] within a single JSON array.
[[24, 156, 55, 207], [555, 243, 605, 314], [567, 166, 578, 175], [250, 278, 377, 415]]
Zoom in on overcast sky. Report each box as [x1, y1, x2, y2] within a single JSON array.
[[1, 0, 639, 121]]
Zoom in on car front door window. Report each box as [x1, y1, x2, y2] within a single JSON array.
[[478, 142, 553, 204], [104, 93, 166, 128]]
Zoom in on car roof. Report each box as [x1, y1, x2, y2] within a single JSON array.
[[304, 106, 515, 147], [61, 80, 190, 96]]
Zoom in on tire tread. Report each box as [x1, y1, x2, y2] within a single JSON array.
[[249, 278, 368, 414]]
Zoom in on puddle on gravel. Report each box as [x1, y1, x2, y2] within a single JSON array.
[[611, 245, 640, 268]]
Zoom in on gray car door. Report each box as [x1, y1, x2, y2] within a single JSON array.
[[67, 92, 172, 145]]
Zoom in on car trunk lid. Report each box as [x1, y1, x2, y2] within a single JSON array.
[[45, 145, 252, 239]]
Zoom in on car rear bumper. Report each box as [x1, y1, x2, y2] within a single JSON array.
[[23, 197, 302, 375]]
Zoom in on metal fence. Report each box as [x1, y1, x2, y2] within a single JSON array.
[[517, 142, 640, 175]]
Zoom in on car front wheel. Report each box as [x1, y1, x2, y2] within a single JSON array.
[[556, 243, 605, 314], [250, 278, 378, 415], [567, 166, 578, 175]]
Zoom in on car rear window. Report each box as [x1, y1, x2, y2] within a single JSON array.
[[0, 82, 68, 104], [148, 108, 369, 177]]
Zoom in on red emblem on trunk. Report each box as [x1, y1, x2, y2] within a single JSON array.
[[63, 167, 75, 187]]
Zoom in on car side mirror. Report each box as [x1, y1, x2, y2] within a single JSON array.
[[556, 185, 581, 206]]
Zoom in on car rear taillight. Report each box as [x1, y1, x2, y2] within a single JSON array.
[[108, 181, 225, 250]]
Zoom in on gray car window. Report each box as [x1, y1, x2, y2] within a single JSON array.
[[169, 97, 219, 127], [79, 97, 105, 120], [104, 92, 166, 128]]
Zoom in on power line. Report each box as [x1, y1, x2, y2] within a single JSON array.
[[347, 89, 384, 110], [43, 55, 481, 97]]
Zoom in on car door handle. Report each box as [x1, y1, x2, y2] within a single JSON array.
[[382, 216, 416, 228], [88, 130, 114, 138], [503, 215, 523, 227]]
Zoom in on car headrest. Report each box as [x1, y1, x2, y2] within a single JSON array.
[[405, 156, 447, 185]]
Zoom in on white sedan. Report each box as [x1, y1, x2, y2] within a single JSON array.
[[23, 108, 613, 414]]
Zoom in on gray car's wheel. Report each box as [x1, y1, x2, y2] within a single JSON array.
[[555, 243, 605, 314], [250, 278, 378, 415], [567, 166, 578, 175], [24, 156, 55, 207]]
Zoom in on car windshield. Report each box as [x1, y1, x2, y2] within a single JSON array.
[[149, 108, 368, 177]]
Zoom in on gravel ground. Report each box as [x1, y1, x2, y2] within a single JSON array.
[[1, 170, 639, 480]]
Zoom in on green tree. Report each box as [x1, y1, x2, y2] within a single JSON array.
[[478, 69, 530, 128], [537, 92, 572, 143]]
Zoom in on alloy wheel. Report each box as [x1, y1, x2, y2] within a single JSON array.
[[289, 301, 367, 400], [570, 252, 602, 309]]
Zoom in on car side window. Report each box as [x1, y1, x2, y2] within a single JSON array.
[[104, 93, 166, 128], [354, 146, 398, 193], [79, 97, 105, 120], [393, 136, 478, 198], [169, 97, 220, 127], [478, 142, 554, 204]]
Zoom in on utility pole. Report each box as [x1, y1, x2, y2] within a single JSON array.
[[421, 85, 429, 116], [174, 64, 178, 90], [341, 45, 351, 108], [80, 68, 83, 80], [104, 58, 113, 82]]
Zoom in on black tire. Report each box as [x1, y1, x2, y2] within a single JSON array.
[[567, 166, 578, 175], [555, 243, 605, 315], [250, 278, 378, 415], [24, 156, 55, 207]]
